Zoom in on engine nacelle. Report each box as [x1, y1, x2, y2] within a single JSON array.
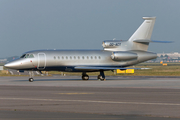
[[111, 52, 137, 61]]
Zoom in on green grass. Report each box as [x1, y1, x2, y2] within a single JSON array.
[[0, 71, 27, 76], [134, 66, 180, 76], [137, 62, 180, 66], [49, 64, 180, 76]]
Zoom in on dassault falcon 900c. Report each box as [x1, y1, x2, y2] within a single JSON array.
[[4, 17, 170, 82]]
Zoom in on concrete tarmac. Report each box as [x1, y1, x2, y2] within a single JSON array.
[[0, 76, 180, 120]]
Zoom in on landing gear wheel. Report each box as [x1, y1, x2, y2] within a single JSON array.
[[29, 78, 34, 82], [100, 78, 105, 81], [82, 75, 89, 80], [97, 75, 105, 81], [97, 75, 101, 79]]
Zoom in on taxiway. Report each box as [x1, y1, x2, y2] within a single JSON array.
[[0, 76, 180, 120]]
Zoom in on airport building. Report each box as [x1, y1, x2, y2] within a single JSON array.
[[0, 58, 7, 63], [148, 52, 180, 63]]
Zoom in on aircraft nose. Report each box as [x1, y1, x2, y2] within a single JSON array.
[[4, 61, 21, 69]]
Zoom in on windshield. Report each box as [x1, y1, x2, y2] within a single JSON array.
[[20, 54, 34, 58], [25, 54, 29, 58], [20, 54, 26, 58]]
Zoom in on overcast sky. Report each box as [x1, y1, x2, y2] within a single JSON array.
[[0, 0, 180, 57]]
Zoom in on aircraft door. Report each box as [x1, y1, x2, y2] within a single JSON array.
[[38, 53, 46, 70]]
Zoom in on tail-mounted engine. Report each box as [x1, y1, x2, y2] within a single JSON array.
[[111, 51, 137, 61]]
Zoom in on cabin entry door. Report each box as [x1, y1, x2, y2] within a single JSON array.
[[37, 53, 46, 70]]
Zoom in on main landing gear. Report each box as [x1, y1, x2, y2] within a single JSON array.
[[98, 70, 106, 81], [81, 71, 106, 81], [82, 72, 89, 80]]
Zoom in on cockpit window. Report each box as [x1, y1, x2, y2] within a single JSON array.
[[20, 54, 26, 58], [25, 54, 29, 58], [29, 54, 34, 58], [20, 54, 34, 58]]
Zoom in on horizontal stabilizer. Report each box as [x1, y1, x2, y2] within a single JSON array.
[[151, 40, 173, 43], [133, 39, 173, 43], [75, 66, 151, 70]]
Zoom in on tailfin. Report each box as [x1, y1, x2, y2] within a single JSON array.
[[129, 17, 156, 51], [102, 17, 171, 52], [129, 17, 156, 42]]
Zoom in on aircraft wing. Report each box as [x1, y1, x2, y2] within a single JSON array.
[[74, 66, 151, 71]]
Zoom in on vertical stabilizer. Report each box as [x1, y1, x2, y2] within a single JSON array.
[[129, 17, 156, 41], [103, 17, 157, 52], [129, 17, 156, 51]]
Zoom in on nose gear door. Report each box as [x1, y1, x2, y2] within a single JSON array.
[[37, 53, 46, 70]]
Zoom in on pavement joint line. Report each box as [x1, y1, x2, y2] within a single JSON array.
[[56, 93, 94, 95], [0, 118, 122, 120], [0, 97, 180, 106]]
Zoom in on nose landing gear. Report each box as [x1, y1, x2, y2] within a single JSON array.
[[29, 78, 34, 82], [29, 71, 34, 82]]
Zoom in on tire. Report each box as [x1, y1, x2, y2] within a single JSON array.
[[100, 78, 105, 81], [97, 75, 101, 79], [29, 78, 34, 82], [82, 75, 89, 80]]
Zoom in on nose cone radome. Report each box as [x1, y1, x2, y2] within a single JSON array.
[[4, 61, 21, 69]]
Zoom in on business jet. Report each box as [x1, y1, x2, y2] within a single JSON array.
[[4, 17, 169, 82]]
